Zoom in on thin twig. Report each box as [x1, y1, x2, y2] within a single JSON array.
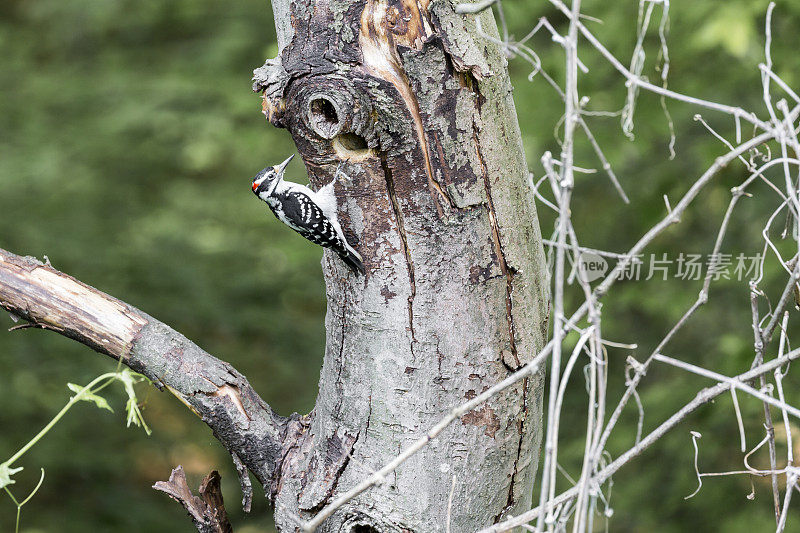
[[548, 0, 771, 131], [480, 347, 800, 533]]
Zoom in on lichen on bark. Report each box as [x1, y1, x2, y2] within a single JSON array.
[[253, 0, 550, 530]]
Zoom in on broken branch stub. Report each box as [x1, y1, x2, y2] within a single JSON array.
[[154, 466, 233, 533]]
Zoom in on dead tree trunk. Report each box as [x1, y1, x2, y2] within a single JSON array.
[[254, 0, 550, 530], [0, 1, 549, 531]]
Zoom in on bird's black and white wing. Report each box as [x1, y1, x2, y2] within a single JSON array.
[[266, 183, 365, 274]]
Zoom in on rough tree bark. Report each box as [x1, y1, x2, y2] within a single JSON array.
[[0, 0, 549, 531], [253, 0, 549, 530]]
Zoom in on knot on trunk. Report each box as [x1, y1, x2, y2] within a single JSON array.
[[292, 77, 368, 143], [283, 75, 383, 163], [290, 77, 371, 143]]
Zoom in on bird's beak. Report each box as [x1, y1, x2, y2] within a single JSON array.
[[275, 154, 294, 175]]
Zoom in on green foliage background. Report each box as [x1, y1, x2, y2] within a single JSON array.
[[1, 0, 800, 531]]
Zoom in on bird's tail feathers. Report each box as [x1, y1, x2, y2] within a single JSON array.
[[338, 246, 365, 275]]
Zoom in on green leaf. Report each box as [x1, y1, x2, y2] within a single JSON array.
[[66, 383, 113, 413], [118, 370, 152, 435], [0, 463, 23, 490], [125, 398, 152, 435]]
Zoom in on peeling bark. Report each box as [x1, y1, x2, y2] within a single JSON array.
[[254, 0, 550, 530]]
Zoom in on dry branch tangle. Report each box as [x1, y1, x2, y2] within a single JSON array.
[[255, 0, 549, 530]]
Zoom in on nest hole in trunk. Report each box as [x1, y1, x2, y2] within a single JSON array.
[[309, 97, 343, 139]]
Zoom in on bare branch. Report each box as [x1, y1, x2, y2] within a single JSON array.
[[652, 353, 800, 420], [0, 248, 290, 499], [481, 346, 800, 533], [548, 0, 771, 131]]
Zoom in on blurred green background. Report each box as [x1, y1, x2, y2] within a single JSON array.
[[1, 0, 800, 531]]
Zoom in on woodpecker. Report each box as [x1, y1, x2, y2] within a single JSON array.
[[252, 155, 365, 274]]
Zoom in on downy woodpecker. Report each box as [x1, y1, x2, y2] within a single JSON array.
[[251, 155, 365, 274]]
